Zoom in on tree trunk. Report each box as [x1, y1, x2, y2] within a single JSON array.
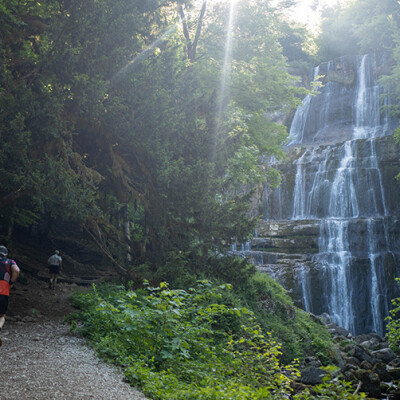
[[122, 204, 132, 263], [177, 0, 207, 62]]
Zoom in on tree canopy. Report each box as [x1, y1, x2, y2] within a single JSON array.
[[0, 0, 305, 281], [317, 0, 400, 60]]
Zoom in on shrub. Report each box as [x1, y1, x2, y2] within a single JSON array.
[[70, 281, 365, 399], [386, 278, 400, 352]]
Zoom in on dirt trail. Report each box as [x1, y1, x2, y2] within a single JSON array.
[[0, 278, 148, 400]]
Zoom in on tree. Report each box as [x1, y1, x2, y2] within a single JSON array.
[[0, 0, 305, 282], [317, 0, 400, 61]]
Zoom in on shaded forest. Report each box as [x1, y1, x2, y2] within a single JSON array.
[[2, 0, 400, 398], [1, 0, 307, 282], [1, 0, 399, 284]]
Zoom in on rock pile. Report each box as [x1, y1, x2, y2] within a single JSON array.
[[300, 314, 400, 399]]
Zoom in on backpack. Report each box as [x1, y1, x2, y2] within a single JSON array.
[[0, 256, 12, 283]]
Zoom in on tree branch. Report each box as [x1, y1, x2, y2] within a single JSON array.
[[83, 223, 128, 273], [190, 0, 207, 61], [178, 4, 192, 58]]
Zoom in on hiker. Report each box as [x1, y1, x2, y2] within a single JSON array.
[[48, 250, 62, 290], [0, 245, 20, 347]]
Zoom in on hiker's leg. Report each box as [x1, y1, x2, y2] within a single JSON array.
[[50, 273, 56, 289], [0, 296, 8, 329], [0, 314, 5, 330], [49, 268, 53, 288], [0, 296, 9, 345]]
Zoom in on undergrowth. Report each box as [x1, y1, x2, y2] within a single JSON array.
[[69, 279, 365, 399], [231, 272, 337, 364]]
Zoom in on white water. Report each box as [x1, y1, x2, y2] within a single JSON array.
[[231, 53, 397, 336], [290, 54, 393, 335], [288, 66, 320, 146]]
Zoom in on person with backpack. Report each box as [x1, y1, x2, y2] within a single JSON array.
[[48, 250, 62, 290], [0, 245, 20, 347]]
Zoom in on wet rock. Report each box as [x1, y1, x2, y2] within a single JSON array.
[[388, 388, 400, 400], [327, 323, 352, 338], [302, 356, 322, 368], [387, 367, 400, 380], [374, 362, 392, 382], [372, 348, 396, 364], [360, 360, 373, 370], [376, 341, 390, 350], [360, 339, 379, 350], [300, 366, 326, 385], [319, 313, 332, 325], [346, 343, 376, 365], [359, 371, 381, 399], [343, 356, 360, 367], [309, 313, 323, 325], [355, 333, 382, 345], [389, 357, 400, 368]]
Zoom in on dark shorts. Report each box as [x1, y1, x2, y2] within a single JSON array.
[[0, 295, 9, 315], [49, 265, 60, 274]]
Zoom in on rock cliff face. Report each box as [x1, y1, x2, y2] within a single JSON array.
[[236, 53, 400, 336]]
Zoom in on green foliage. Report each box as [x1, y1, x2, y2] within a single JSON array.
[[317, 0, 400, 61], [380, 25, 400, 119], [378, 19, 400, 182], [71, 281, 364, 399], [386, 278, 400, 352], [294, 366, 366, 400], [0, 0, 312, 272], [231, 272, 337, 364]]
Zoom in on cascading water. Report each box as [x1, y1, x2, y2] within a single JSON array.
[[231, 53, 399, 336], [287, 66, 320, 147], [287, 53, 398, 336]]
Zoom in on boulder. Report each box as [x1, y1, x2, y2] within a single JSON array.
[[300, 366, 326, 385], [389, 358, 400, 368], [359, 371, 381, 399], [387, 388, 400, 400], [355, 332, 383, 345], [372, 348, 396, 364], [302, 356, 322, 368], [327, 323, 352, 338], [343, 356, 360, 368], [360, 339, 380, 350], [374, 362, 392, 382], [346, 344, 376, 365], [387, 367, 400, 380]]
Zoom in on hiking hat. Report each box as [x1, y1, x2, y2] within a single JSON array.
[[0, 246, 8, 256]]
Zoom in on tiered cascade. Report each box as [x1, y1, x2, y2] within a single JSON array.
[[234, 53, 400, 336]]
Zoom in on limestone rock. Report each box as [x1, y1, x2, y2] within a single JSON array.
[[300, 366, 326, 385], [372, 348, 396, 364]]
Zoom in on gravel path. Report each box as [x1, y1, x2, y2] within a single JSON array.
[[0, 279, 148, 400]]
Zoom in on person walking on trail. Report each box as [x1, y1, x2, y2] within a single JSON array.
[[48, 250, 62, 290], [0, 245, 20, 347]]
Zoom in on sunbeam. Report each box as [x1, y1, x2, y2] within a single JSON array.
[[213, 0, 238, 159], [110, 24, 179, 85]]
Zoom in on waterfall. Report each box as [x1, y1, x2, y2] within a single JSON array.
[[285, 53, 399, 335], [292, 150, 308, 219], [231, 53, 399, 336], [288, 66, 320, 146]]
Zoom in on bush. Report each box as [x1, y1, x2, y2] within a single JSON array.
[[229, 272, 336, 363], [70, 281, 364, 399], [386, 278, 400, 352]]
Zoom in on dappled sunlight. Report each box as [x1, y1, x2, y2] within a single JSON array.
[[213, 0, 238, 159]]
